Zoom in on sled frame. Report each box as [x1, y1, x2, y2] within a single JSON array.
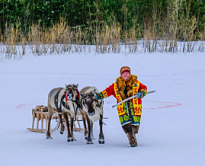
[[27, 105, 84, 133]]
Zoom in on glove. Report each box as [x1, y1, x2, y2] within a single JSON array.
[[94, 93, 101, 100], [135, 92, 144, 99]]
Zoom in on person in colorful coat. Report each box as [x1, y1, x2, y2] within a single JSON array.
[[95, 66, 147, 147]]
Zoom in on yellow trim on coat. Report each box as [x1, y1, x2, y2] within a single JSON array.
[[114, 82, 126, 116], [102, 90, 108, 98], [132, 81, 142, 116]]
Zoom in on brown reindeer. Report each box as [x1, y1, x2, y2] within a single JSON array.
[[46, 84, 80, 142], [80, 86, 104, 144]]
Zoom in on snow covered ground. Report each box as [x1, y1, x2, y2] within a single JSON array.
[[0, 50, 205, 166]]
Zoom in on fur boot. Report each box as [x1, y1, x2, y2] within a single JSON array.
[[122, 123, 137, 147], [132, 125, 140, 134], [116, 75, 137, 100], [126, 133, 137, 147]]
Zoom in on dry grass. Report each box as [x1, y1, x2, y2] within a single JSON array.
[[0, 13, 205, 59]]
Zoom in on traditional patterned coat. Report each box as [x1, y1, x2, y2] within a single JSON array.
[[98, 75, 147, 126]]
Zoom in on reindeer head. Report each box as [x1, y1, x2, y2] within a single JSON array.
[[65, 84, 79, 100], [81, 89, 102, 117]]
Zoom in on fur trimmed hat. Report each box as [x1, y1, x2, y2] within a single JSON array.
[[120, 66, 131, 75]]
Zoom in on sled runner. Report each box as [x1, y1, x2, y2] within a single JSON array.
[[27, 105, 84, 133]]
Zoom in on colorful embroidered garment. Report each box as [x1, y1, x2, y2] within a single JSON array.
[[99, 78, 147, 126]]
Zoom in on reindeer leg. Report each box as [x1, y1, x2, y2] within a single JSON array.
[[63, 112, 73, 142], [90, 121, 95, 140], [81, 113, 88, 140], [46, 110, 53, 139], [80, 110, 88, 140], [70, 117, 76, 141], [98, 113, 105, 144], [85, 114, 93, 144], [58, 113, 65, 134]]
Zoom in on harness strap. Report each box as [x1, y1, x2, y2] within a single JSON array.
[[77, 89, 80, 100], [65, 91, 68, 101], [54, 90, 62, 112], [60, 93, 70, 110], [54, 90, 71, 112]]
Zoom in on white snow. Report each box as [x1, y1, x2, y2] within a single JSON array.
[[0, 51, 205, 166]]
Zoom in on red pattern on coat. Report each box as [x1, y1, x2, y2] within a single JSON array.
[[102, 82, 147, 104]]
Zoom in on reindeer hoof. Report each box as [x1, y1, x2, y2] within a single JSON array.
[[98, 139, 105, 144], [86, 137, 93, 144], [46, 136, 52, 139], [60, 131, 64, 134], [67, 138, 73, 142], [86, 140, 93, 144]]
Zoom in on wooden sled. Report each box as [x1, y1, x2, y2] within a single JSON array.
[[27, 105, 84, 133]]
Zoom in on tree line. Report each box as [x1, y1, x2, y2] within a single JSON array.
[[0, 0, 205, 40]]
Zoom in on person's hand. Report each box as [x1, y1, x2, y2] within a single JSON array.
[[94, 95, 98, 100], [94, 93, 101, 100], [135, 92, 144, 98]]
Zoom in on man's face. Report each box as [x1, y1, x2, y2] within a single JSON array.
[[121, 71, 130, 80]]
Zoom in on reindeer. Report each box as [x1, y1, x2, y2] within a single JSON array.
[[46, 84, 80, 142], [80, 86, 104, 144]]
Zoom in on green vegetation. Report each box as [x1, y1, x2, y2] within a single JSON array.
[[1, 0, 205, 38], [0, 0, 205, 56]]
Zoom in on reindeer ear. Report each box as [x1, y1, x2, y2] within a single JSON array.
[[75, 84, 79, 88]]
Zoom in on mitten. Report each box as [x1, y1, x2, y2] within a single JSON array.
[[135, 92, 144, 98], [95, 93, 101, 100]]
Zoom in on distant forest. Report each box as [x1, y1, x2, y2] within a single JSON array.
[[0, 0, 205, 40]]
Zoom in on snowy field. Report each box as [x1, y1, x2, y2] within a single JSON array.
[[0, 50, 205, 166]]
